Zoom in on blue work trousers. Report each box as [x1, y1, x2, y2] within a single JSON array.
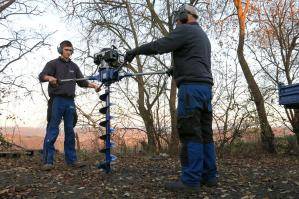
[[177, 83, 217, 186], [43, 97, 77, 165]]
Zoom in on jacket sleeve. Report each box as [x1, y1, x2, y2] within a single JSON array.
[[136, 25, 187, 55], [75, 64, 89, 88], [38, 62, 55, 82]]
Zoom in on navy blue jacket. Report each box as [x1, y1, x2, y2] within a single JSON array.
[[135, 22, 213, 86], [39, 57, 89, 98]]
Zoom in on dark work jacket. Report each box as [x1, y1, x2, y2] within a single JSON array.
[[135, 22, 213, 86], [39, 57, 89, 98]]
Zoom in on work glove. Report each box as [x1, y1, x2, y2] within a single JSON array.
[[124, 49, 137, 63], [166, 67, 174, 77]]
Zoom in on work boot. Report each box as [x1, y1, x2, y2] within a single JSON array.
[[41, 164, 54, 171], [201, 178, 218, 187], [67, 161, 86, 168], [165, 180, 200, 192]]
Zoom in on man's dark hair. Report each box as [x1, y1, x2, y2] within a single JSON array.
[[60, 40, 73, 49]]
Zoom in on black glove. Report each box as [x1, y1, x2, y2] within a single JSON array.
[[166, 67, 174, 77], [124, 49, 137, 63]]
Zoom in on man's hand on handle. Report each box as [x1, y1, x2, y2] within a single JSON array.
[[43, 75, 58, 87], [124, 49, 137, 63], [89, 83, 101, 93]]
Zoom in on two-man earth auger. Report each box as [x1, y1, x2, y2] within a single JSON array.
[[58, 47, 168, 173]]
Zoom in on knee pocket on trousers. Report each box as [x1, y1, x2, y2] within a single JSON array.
[[177, 110, 203, 141], [180, 143, 188, 166]]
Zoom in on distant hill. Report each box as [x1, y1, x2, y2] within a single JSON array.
[[0, 126, 293, 152], [1, 127, 45, 137], [1, 127, 147, 152]]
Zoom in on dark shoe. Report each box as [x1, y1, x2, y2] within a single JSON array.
[[201, 178, 218, 187], [165, 180, 200, 192], [67, 161, 86, 168], [41, 164, 54, 171]]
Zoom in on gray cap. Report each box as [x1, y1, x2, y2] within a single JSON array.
[[184, 4, 198, 18]]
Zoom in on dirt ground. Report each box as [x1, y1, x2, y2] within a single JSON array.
[[0, 152, 298, 199]]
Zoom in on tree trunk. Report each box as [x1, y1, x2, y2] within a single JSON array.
[[237, 26, 276, 153], [292, 110, 299, 145], [139, 105, 157, 154], [234, 0, 276, 153], [165, 0, 179, 156], [75, 132, 81, 151], [125, 1, 158, 154], [168, 79, 179, 156]]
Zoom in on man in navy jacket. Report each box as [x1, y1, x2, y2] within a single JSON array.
[[125, 5, 217, 192], [39, 40, 100, 171]]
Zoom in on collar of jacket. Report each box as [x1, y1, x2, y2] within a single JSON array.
[[187, 22, 199, 25], [58, 56, 71, 63]]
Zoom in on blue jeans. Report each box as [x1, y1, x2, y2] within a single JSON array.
[[43, 97, 77, 165], [177, 83, 217, 186]]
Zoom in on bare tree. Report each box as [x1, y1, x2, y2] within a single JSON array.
[[249, 0, 299, 144], [231, 0, 276, 153], [0, 0, 51, 103], [196, 0, 276, 152], [0, 0, 52, 146], [212, 49, 257, 153]]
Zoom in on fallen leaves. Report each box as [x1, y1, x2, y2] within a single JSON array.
[[0, 154, 298, 198], [0, 188, 9, 195]]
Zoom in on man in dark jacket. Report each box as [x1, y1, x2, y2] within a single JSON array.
[[125, 5, 217, 191], [39, 40, 100, 171]]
